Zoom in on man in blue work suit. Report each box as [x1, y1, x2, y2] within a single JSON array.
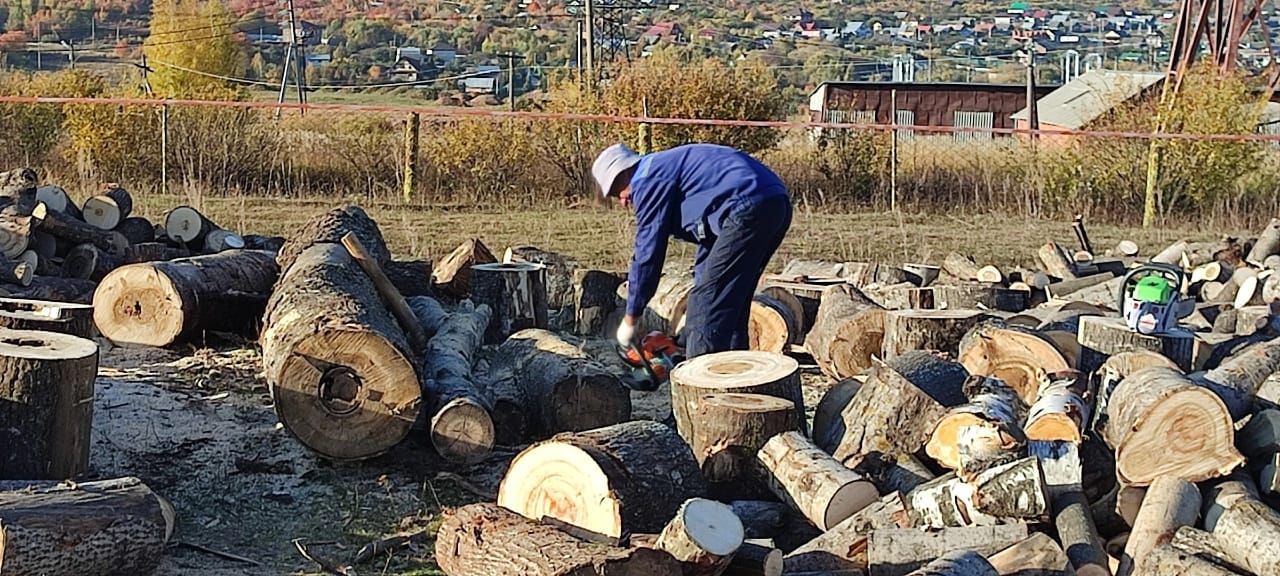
[[592, 142, 793, 358]]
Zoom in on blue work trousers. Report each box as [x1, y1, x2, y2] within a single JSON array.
[[685, 194, 793, 358]]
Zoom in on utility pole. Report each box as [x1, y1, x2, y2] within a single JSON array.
[[277, 0, 307, 117], [575, 19, 583, 82], [35, 22, 41, 70], [501, 52, 525, 112], [583, 0, 595, 84]]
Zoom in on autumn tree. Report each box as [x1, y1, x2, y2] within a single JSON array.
[[142, 0, 243, 99]]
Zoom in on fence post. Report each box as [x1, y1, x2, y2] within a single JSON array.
[[637, 97, 652, 154], [403, 111, 419, 203], [890, 88, 898, 212], [160, 103, 168, 196]]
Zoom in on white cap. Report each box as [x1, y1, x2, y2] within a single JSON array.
[[592, 143, 642, 198]]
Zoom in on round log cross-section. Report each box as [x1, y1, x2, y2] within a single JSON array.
[[671, 351, 806, 441], [0, 329, 98, 479]]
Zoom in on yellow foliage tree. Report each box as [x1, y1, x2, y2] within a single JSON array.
[[142, 0, 243, 100]]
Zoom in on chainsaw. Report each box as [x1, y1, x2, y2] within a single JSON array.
[[618, 331, 682, 391], [1118, 263, 1190, 335]]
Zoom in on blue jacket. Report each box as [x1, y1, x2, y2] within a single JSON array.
[[625, 144, 787, 317]]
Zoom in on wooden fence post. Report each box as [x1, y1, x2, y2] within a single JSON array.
[[403, 111, 420, 202]]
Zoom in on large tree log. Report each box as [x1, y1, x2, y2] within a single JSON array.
[[671, 351, 804, 444], [1045, 273, 1117, 300], [261, 243, 420, 461], [826, 352, 970, 464], [782, 492, 911, 573], [1247, 218, 1280, 267], [1024, 371, 1091, 443], [1100, 367, 1242, 486], [926, 376, 1027, 478], [34, 184, 77, 219], [497, 421, 707, 538], [33, 203, 128, 257], [472, 262, 549, 344], [986, 533, 1073, 576], [812, 377, 863, 453], [0, 297, 94, 338], [869, 525, 1028, 576], [803, 284, 886, 381], [655, 498, 744, 576], [0, 330, 97, 480], [573, 269, 623, 336], [1211, 497, 1280, 575], [421, 300, 495, 463], [758, 431, 878, 531], [124, 242, 188, 264], [488, 328, 630, 439], [1194, 336, 1280, 420], [81, 185, 133, 230], [748, 290, 804, 353], [434, 502, 681, 576], [1117, 476, 1201, 576], [727, 542, 782, 576], [383, 259, 433, 298], [114, 216, 154, 246], [688, 393, 799, 500], [433, 238, 497, 299], [7, 277, 96, 304], [1028, 440, 1109, 576], [0, 477, 174, 576], [780, 259, 908, 286], [63, 243, 120, 281], [93, 250, 279, 347], [905, 457, 1047, 529], [276, 205, 389, 273], [1077, 316, 1204, 373], [163, 206, 217, 247], [1168, 526, 1250, 575], [1236, 409, 1280, 461], [958, 323, 1071, 403], [883, 309, 989, 360], [504, 246, 579, 310], [1092, 350, 1181, 435], [905, 550, 999, 576]]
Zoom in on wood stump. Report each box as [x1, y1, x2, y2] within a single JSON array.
[[433, 238, 496, 299], [497, 421, 707, 538], [670, 351, 805, 443], [1101, 367, 1242, 486], [93, 250, 279, 347], [504, 246, 579, 310], [434, 502, 681, 576], [81, 186, 133, 230], [758, 431, 878, 530], [883, 309, 989, 360], [803, 284, 885, 381], [421, 300, 495, 463], [687, 393, 799, 500], [0, 477, 174, 576], [655, 498, 745, 576], [573, 269, 623, 336], [471, 262, 549, 344], [0, 298, 94, 338], [958, 322, 1071, 403], [261, 243, 420, 461], [748, 290, 804, 353], [0, 329, 98, 479]]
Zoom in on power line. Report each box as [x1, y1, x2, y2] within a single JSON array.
[[149, 55, 535, 89]]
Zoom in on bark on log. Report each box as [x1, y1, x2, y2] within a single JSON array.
[[0, 477, 174, 576], [383, 259, 434, 298], [422, 300, 495, 463], [0, 254, 32, 287], [114, 216, 154, 245], [883, 309, 989, 360], [341, 233, 428, 351], [943, 252, 982, 282], [433, 238, 497, 299], [1201, 471, 1258, 533], [472, 262, 550, 344], [671, 351, 805, 443], [905, 550, 999, 576], [94, 250, 279, 347], [504, 246, 579, 310], [655, 498, 744, 576], [782, 492, 911, 573], [63, 243, 120, 281], [488, 328, 630, 439], [748, 291, 803, 353], [869, 525, 1027, 576], [1151, 240, 1188, 266], [758, 431, 878, 530], [780, 259, 908, 287], [728, 542, 782, 576], [1038, 242, 1078, 281], [1209, 497, 1280, 575], [1194, 336, 1280, 420], [1046, 273, 1117, 300], [1168, 526, 1250, 575], [986, 532, 1073, 576], [1053, 489, 1110, 576], [1078, 315, 1203, 372], [261, 243, 420, 461], [812, 377, 863, 453], [434, 502, 682, 576], [123, 242, 188, 264], [0, 298, 94, 338], [826, 352, 970, 463], [202, 229, 245, 254], [958, 322, 1071, 403], [1024, 371, 1091, 443], [162, 205, 217, 247], [1101, 367, 1242, 486], [1117, 476, 1201, 576], [275, 205, 388, 273], [847, 451, 937, 495], [573, 269, 623, 336], [1237, 409, 1280, 462], [80, 185, 132, 230], [497, 420, 707, 538], [34, 185, 76, 219], [761, 279, 826, 334], [5, 277, 95, 304], [804, 284, 886, 381], [33, 203, 128, 257], [243, 234, 286, 253], [926, 376, 1027, 478], [1247, 218, 1280, 267], [905, 457, 1047, 529], [909, 285, 1029, 313], [1093, 350, 1181, 435], [1142, 543, 1244, 576], [688, 393, 799, 500], [0, 330, 97, 480], [728, 501, 789, 540]]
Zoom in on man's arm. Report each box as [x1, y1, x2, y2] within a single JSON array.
[[625, 174, 677, 321]]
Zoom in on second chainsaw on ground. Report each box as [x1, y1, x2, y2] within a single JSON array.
[[1118, 263, 1190, 335]]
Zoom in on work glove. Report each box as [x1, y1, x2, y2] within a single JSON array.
[[616, 319, 636, 347]]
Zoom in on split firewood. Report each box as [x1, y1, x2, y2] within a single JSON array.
[[655, 498, 744, 576], [782, 492, 911, 573], [882, 309, 989, 359], [613, 268, 695, 337], [1151, 240, 1188, 266], [1046, 272, 1116, 300], [748, 289, 805, 352], [671, 350, 806, 445], [943, 252, 981, 282], [1024, 370, 1091, 443], [0, 297, 94, 338], [1203, 280, 1239, 304], [957, 322, 1070, 403], [687, 393, 799, 500], [869, 526, 1025, 576], [63, 243, 120, 281], [903, 263, 941, 287], [1100, 367, 1242, 486], [573, 269, 623, 336], [977, 265, 1004, 284], [1194, 336, 1280, 420], [94, 250, 279, 347], [33, 202, 128, 257], [1038, 241, 1077, 280], [803, 283, 886, 380], [986, 533, 1073, 576], [864, 281, 916, 310], [0, 329, 97, 479], [906, 457, 1047, 529], [81, 185, 133, 230], [925, 375, 1027, 478], [0, 477, 174, 576], [826, 351, 969, 464], [420, 300, 495, 463], [780, 259, 908, 286], [262, 243, 420, 461], [1117, 476, 1201, 576], [114, 216, 155, 245], [431, 238, 494, 298], [434, 502, 682, 576], [728, 500, 789, 539], [1056, 276, 1123, 309], [486, 329, 630, 440], [758, 431, 878, 530], [497, 421, 706, 538], [472, 262, 549, 344], [1211, 497, 1280, 574]]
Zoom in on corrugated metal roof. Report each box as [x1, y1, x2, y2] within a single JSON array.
[[1010, 69, 1163, 129]]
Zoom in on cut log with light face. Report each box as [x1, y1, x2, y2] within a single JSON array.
[[958, 322, 1070, 403]]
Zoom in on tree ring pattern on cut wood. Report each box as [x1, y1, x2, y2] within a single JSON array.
[[670, 351, 806, 438]]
